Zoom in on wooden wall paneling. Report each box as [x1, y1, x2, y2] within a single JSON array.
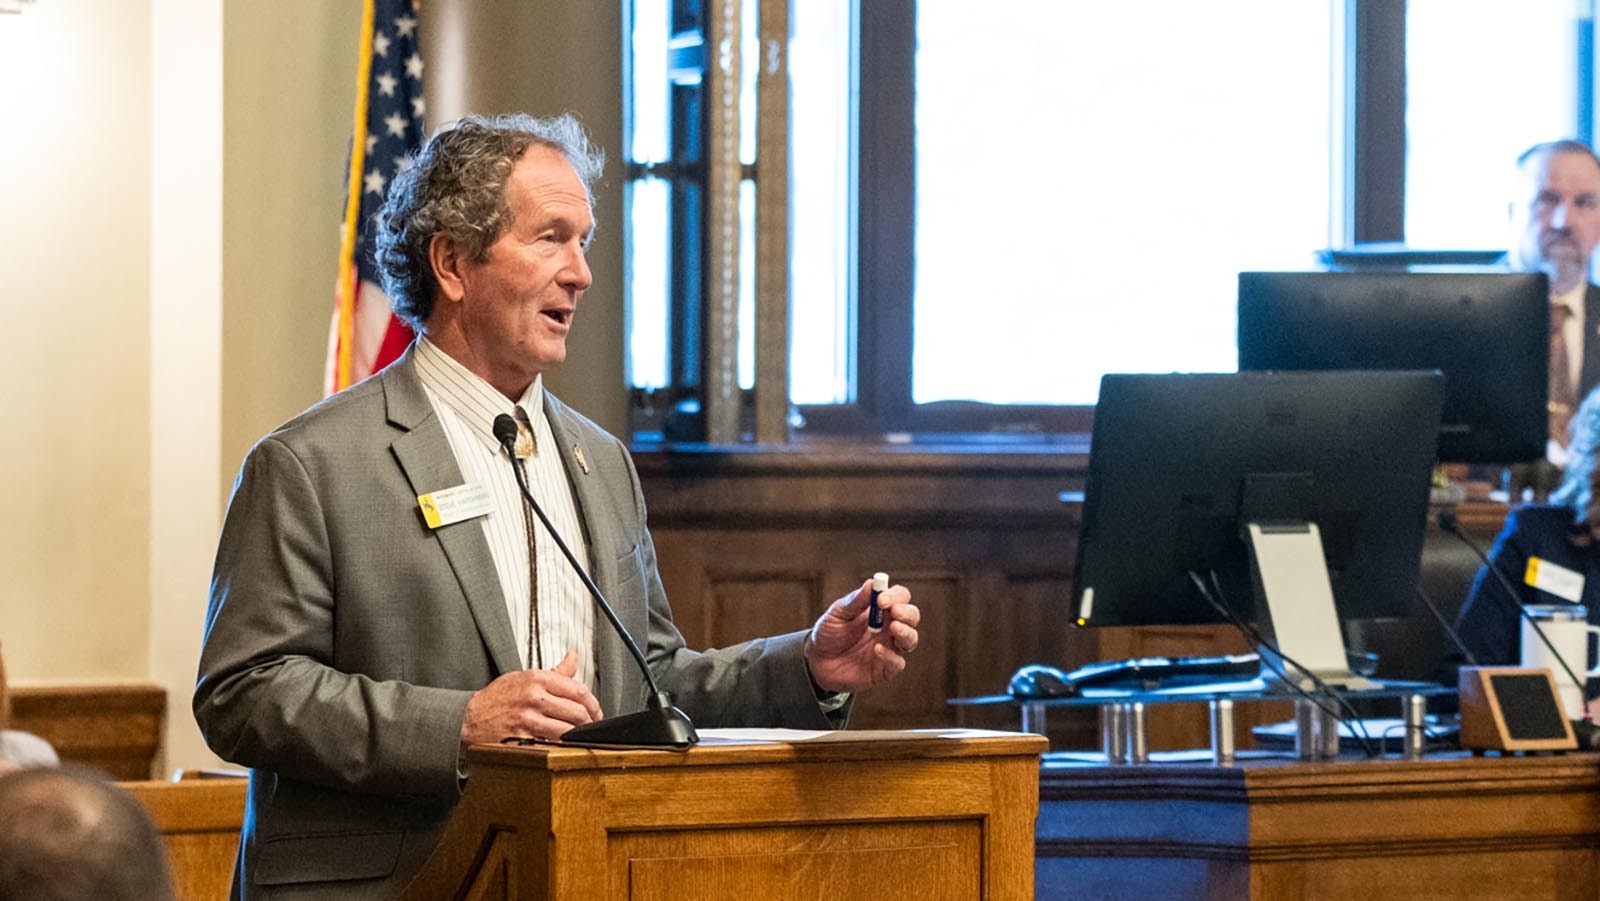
[[693, 553, 965, 731], [844, 569, 960, 731], [637, 446, 1090, 740], [633, 446, 1084, 532], [671, 532, 1053, 732], [705, 569, 823, 644], [634, 450, 1490, 753], [9, 684, 165, 779], [650, 525, 714, 645], [956, 569, 1098, 749]]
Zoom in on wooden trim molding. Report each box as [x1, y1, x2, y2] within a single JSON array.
[[9, 683, 165, 780], [633, 443, 1089, 529]]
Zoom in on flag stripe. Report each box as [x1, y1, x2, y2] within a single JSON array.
[[333, 0, 378, 393], [377, 313, 415, 371]]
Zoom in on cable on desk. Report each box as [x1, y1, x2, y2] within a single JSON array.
[[1188, 570, 1381, 758]]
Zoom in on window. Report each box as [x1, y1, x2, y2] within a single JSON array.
[[1404, 0, 1582, 248], [623, 0, 1598, 443], [909, 1, 1334, 408]]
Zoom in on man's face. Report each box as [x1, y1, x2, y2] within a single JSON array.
[[445, 146, 594, 393], [1511, 149, 1600, 292]]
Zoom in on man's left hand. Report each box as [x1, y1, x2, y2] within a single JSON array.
[[804, 578, 920, 693]]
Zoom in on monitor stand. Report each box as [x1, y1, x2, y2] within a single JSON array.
[[1244, 521, 1380, 692]]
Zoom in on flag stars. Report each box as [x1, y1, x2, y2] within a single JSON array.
[[394, 155, 414, 172], [394, 15, 417, 38], [373, 31, 391, 57], [364, 169, 387, 195], [411, 96, 426, 119], [405, 53, 424, 80], [365, 134, 379, 154], [385, 112, 408, 137], [376, 72, 398, 97]]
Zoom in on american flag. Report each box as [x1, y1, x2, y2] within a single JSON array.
[[326, 0, 426, 395]]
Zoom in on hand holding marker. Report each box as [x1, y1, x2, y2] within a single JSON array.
[[868, 571, 889, 633]]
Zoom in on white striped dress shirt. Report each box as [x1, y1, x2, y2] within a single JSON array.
[[413, 338, 596, 686]]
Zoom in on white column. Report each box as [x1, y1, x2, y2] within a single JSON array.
[[149, 0, 225, 774]]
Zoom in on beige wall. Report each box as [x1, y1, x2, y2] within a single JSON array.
[[221, 1, 359, 481], [0, 1, 155, 680], [151, 0, 224, 775], [1, 1, 627, 773]]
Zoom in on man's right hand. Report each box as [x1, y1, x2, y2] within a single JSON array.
[[460, 650, 603, 747]]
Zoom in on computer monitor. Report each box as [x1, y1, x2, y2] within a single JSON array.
[[1237, 270, 1548, 464], [1071, 371, 1444, 687]]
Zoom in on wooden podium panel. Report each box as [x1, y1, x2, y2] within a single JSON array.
[[1036, 752, 1600, 900], [403, 731, 1046, 900], [619, 821, 977, 899], [121, 778, 247, 901]]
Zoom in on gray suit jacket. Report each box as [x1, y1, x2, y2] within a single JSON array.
[[193, 349, 832, 898]]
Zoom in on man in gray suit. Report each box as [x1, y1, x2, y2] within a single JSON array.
[[193, 113, 921, 899]]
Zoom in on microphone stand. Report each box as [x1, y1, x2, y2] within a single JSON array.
[[1437, 508, 1590, 715], [493, 414, 697, 749]]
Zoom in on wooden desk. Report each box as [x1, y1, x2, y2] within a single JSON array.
[[121, 777, 246, 901], [1036, 751, 1600, 900], [404, 731, 1047, 900]]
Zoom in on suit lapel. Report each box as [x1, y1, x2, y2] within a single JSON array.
[[383, 352, 523, 677], [1582, 284, 1600, 399], [543, 395, 636, 713]]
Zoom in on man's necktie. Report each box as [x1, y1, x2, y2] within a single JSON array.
[[1550, 304, 1578, 448], [513, 406, 543, 670]]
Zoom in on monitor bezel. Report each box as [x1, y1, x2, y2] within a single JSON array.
[[1237, 269, 1548, 464], [1072, 370, 1445, 632]]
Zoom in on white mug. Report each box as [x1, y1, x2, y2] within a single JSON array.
[[1520, 604, 1600, 720]]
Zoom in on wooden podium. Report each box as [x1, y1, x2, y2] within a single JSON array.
[[401, 730, 1046, 900]]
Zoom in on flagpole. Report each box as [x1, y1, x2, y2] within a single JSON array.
[[332, 0, 378, 393]]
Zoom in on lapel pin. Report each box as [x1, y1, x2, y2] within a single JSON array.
[[573, 444, 590, 474]]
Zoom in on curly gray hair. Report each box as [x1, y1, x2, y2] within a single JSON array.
[[1553, 384, 1600, 530], [374, 112, 605, 329]]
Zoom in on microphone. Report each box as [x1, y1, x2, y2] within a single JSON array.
[[492, 413, 697, 749], [1435, 508, 1586, 703]]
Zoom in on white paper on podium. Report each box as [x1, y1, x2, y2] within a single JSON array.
[[694, 727, 1020, 745]]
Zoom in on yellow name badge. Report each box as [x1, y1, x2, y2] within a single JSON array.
[[416, 481, 493, 530], [1525, 556, 1585, 604]]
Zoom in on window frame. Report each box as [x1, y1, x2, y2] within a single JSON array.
[[794, 0, 1114, 439], [623, 0, 1592, 445]]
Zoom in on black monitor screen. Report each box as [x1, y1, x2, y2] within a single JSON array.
[[1072, 371, 1444, 629], [1237, 270, 1548, 464]]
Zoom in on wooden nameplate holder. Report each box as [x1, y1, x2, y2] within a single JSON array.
[[1458, 666, 1577, 753]]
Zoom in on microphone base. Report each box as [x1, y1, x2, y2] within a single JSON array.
[[560, 694, 698, 750], [1574, 718, 1600, 751]]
